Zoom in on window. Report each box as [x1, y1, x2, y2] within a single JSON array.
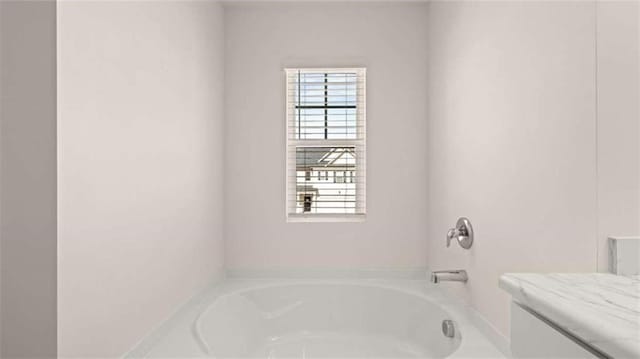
[[286, 68, 366, 221]]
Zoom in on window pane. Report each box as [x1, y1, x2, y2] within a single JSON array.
[[293, 71, 360, 140], [295, 147, 358, 214]]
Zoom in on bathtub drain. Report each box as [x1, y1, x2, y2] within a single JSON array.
[[441, 319, 455, 338]]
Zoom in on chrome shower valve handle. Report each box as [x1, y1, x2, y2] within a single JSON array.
[[446, 228, 461, 247], [446, 217, 474, 249]]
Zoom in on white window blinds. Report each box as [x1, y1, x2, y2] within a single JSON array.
[[286, 68, 366, 221]]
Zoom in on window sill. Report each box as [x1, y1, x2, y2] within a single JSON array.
[[287, 214, 366, 223]]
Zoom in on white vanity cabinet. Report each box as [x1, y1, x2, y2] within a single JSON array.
[[510, 302, 599, 358], [500, 273, 638, 359]]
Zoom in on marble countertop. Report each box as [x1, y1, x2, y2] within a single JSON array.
[[499, 273, 639, 358]]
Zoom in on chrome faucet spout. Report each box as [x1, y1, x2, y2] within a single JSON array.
[[430, 270, 468, 283]]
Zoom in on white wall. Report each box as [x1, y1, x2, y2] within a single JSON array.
[[57, 1, 225, 356], [596, 1, 640, 271], [224, 2, 429, 270], [426, 1, 598, 337], [0, 1, 57, 357]]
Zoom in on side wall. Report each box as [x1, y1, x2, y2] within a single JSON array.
[[596, 1, 640, 271], [57, 1, 225, 356], [0, 1, 58, 357], [426, 1, 598, 337], [224, 2, 430, 270]]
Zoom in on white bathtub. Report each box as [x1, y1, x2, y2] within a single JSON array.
[[130, 279, 506, 358]]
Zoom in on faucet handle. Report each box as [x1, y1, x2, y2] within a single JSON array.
[[446, 228, 459, 247], [446, 218, 474, 250]]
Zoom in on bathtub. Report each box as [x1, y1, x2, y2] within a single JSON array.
[[130, 278, 506, 358]]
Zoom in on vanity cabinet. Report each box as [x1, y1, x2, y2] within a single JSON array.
[[510, 302, 600, 358]]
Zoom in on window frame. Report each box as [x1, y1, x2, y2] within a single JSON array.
[[285, 68, 367, 223]]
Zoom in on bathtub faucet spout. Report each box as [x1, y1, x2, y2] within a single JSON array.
[[430, 270, 468, 284]]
